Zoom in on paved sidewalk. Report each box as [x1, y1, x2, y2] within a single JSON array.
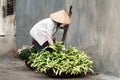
[[0, 53, 103, 80]]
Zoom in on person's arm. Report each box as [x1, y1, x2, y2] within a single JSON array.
[[46, 24, 54, 44], [46, 19, 57, 44]]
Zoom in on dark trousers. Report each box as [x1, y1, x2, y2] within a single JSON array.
[[33, 39, 49, 52]]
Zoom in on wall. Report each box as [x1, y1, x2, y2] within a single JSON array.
[[0, 0, 16, 36], [16, 0, 120, 78], [66, 0, 120, 77], [0, 0, 4, 35], [0, 0, 16, 54]]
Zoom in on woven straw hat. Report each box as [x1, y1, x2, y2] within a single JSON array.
[[50, 9, 71, 24]]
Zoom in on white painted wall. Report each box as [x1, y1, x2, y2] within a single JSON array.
[[3, 14, 16, 36], [0, 0, 4, 35], [0, 0, 16, 54], [0, 0, 16, 36]]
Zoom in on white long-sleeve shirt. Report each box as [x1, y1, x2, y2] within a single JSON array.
[[30, 18, 57, 46]]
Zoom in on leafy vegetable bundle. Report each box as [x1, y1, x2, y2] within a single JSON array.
[[29, 42, 94, 76], [19, 45, 36, 60]]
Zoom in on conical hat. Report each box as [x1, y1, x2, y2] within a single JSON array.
[[50, 9, 71, 24]]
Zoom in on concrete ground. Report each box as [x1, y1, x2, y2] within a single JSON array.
[[0, 53, 104, 80]]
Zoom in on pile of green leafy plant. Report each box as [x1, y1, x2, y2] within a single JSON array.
[[19, 45, 36, 60], [29, 42, 94, 75]]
